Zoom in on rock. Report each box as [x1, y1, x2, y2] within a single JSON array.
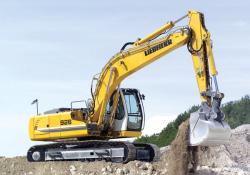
[[246, 135, 250, 142], [140, 163, 148, 170], [69, 165, 76, 175], [89, 173, 96, 175], [139, 172, 150, 175], [135, 161, 142, 168], [11, 163, 16, 168], [122, 167, 129, 174], [160, 169, 167, 175], [140, 164, 147, 170], [116, 168, 124, 175], [160, 146, 171, 154], [69, 165, 76, 171], [106, 165, 113, 173], [238, 169, 247, 175], [101, 167, 107, 172], [152, 172, 160, 175], [202, 166, 209, 170], [142, 162, 152, 171], [233, 124, 250, 134]]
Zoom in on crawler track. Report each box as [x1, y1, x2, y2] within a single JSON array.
[[27, 141, 159, 163]]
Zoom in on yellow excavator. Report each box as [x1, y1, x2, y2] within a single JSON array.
[[27, 10, 231, 163]]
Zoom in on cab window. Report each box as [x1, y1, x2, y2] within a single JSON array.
[[106, 93, 125, 120], [124, 90, 143, 131]]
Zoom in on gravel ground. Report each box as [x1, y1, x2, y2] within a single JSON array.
[[0, 124, 249, 175]]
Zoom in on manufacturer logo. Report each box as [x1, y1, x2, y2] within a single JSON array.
[[144, 39, 172, 56]]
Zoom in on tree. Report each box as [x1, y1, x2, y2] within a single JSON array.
[[136, 95, 250, 147]]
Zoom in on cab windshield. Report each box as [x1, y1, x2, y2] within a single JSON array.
[[123, 90, 143, 131]]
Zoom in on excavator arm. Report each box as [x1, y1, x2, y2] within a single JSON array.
[[88, 10, 231, 145], [91, 27, 189, 124]]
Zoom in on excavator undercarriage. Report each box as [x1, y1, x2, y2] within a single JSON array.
[[27, 141, 159, 163]]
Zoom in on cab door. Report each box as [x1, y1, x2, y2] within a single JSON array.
[[112, 93, 127, 132], [122, 89, 144, 131], [112, 89, 145, 132]]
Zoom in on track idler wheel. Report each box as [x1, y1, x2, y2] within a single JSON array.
[[27, 147, 45, 162]]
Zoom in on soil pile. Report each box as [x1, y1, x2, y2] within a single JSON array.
[[195, 124, 250, 175], [167, 121, 193, 174]]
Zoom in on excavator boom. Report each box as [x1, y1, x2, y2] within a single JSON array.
[[88, 10, 230, 146]]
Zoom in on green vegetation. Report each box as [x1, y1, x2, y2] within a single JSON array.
[[223, 95, 250, 128], [136, 95, 250, 147]]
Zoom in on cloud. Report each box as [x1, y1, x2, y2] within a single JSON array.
[[142, 115, 177, 136], [231, 20, 249, 28]]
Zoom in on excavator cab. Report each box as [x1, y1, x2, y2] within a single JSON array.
[[105, 88, 145, 136]]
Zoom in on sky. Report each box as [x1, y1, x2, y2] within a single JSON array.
[[0, 1, 249, 157]]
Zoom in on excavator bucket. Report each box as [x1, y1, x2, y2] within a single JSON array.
[[189, 111, 231, 146]]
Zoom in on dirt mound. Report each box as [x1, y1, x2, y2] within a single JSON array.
[[0, 157, 109, 175], [195, 124, 250, 175], [158, 120, 198, 175], [167, 120, 190, 174], [0, 124, 249, 175]]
